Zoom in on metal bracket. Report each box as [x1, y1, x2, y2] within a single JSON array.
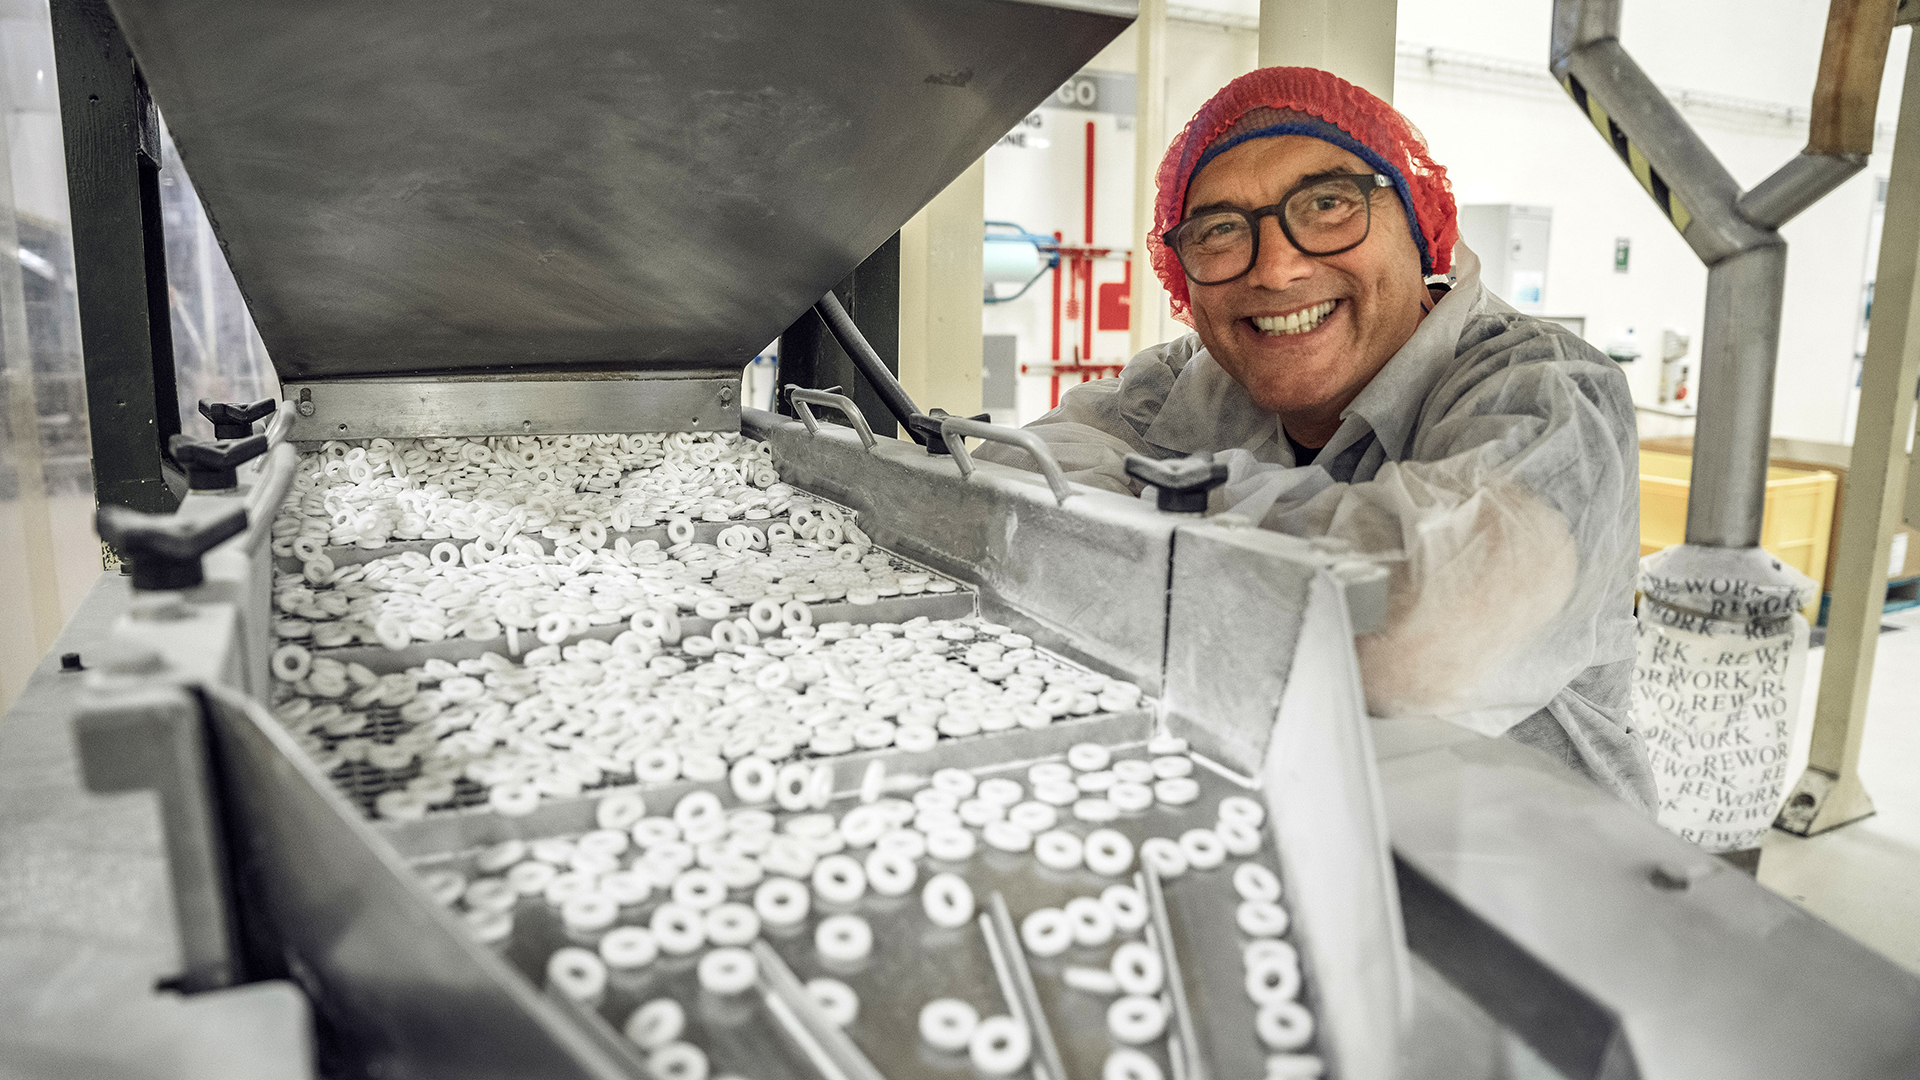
[[941, 415, 1076, 505], [784, 386, 877, 450], [73, 679, 242, 993]]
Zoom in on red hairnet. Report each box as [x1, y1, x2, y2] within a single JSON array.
[[1148, 67, 1457, 326]]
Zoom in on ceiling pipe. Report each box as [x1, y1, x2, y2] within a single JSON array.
[[1550, 0, 1896, 549]]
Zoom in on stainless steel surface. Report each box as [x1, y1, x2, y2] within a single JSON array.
[[280, 375, 741, 442], [1378, 716, 1920, 1078], [105, 0, 1134, 382], [1688, 244, 1789, 546], [746, 409, 1177, 693], [944, 416, 1077, 505], [986, 891, 1070, 1080], [74, 682, 244, 993], [1736, 151, 1871, 229], [788, 388, 879, 451], [752, 939, 883, 1080], [1141, 867, 1206, 1080]]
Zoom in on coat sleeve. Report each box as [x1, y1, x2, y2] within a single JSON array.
[[1223, 318, 1640, 737]]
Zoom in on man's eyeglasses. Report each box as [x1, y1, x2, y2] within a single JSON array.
[[1163, 172, 1393, 286]]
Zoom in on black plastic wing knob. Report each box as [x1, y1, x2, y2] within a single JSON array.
[[907, 409, 992, 456], [169, 433, 270, 492], [197, 397, 277, 440], [1123, 452, 1231, 514], [97, 505, 249, 591]]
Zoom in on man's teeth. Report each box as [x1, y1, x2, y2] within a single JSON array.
[[1252, 301, 1336, 335]]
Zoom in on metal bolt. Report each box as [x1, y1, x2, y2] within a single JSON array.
[[60, 652, 83, 671], [296, 387, 315, 416], [719, 386, 736, 405]]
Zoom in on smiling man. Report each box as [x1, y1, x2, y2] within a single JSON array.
[[978, 67, 1655, 808]]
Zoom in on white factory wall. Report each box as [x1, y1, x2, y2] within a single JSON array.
[[982, 0, 1909, 443]]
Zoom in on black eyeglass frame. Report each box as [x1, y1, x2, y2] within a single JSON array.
[[1162, 172, 1394, 286]]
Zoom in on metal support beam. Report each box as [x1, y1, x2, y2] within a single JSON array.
[[49, 0, 184, 525], [1688, 244, 1788, 546], [1129, 0, 1167, 360], [1776, 39, 1920, 837], [778, 236, 902, 439]]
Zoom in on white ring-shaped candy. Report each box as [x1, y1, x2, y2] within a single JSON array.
[[695, 596, 732, 620], [1076, 770, 1117, 793], [535, 611, 572, 646], [1108, 782, 1154, 814], [671, 869, 727, 911], [1100, 885, 1149, 933], [650, 903, 707, 955], [840, 805, 889, 848], [983, 820, 1033, 853], [968, 1015, 1031, 1076], [634, 749, 682, 785], [429, 542, 460, 568], [1219, 795, 1267, 829], [1028, 762, 1075, 786], [921, 872, 976, 928], [1104, 1047, 1165, 1080], [1237, 899, 1291, 938], [1110, 941, 1165, 996], [506, 860, 558, 896], [600, 926, 660, 969], [753, 877, 811, 928], [919, 998, 980, 1052], [876, 828, 928, 860], [1007, 801, 1058, 833], [1067, 742, 1113, 772], [1256, 1001, 1315, 1051], [748, 598, 784, 633], [1033, 830, 1084, 871], [1139, 837, 1188, 879], [806, 977, 859, 1027], [546, 946, 608, 1002], [1073, 798, 1119, 823], [1111, 759, 1157, 785], [596, 790, 648, 831], [673, 790, 725, 834], [647, 1042, 709, 1080], [1034, 781, 1080, 807], [894, 724, 938, 752], [709, 621, 740, 652], [729, 756, 776, 805], [761, 836, 817, 880], [925, 827, 977, 863], [1234, 862, 1283, 903], [1151, 755, 1193, 779], [704, 902, 761, 947], [1153, 778, 1200, 806], [476, 839, 527, 874], [624, 998, 685, 1050], [667, 517, 696, 545], [681, 635, 717, 658], [781, 600, 812, 629], [1246, 953, 1304, 1005], [270, 644, 312, 683], [932, 768, 977, 797], [1217, 820, 1264, 857], [1106, 995, 1167, 1045], [976, 778, 1024, 807], [1019, 907, 1072, 957], [562, 892, 620, 933], [1083, 829, 1134, 876], [1064, 896, 1115, 948], [1179, 828, 1227, 870], [812, 855, 867, 905], [464, 878, 517, 913], [697, 946, 758, 995], [865, 850, 917, 897], [489, 783, 540, 817], [631, 817, 681, 848], [958, 798, 1004, 827], [775, 763, 813, 812], [814, 913, 873, 963]]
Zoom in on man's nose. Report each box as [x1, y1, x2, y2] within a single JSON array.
[[1244, 215, 1315, 291]]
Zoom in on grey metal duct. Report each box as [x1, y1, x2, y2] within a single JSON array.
[[1551, 0, 1896, 548]]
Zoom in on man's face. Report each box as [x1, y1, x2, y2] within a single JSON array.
[[1180, 136, 1430, 436]]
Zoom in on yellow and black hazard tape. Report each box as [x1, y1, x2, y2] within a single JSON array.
[[1562, 73, 1694, 237]]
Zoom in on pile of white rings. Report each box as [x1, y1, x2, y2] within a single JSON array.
[[268, 435, 958, 655], [269, 613, 1147, 822], [418, 738, 1320, 1080]]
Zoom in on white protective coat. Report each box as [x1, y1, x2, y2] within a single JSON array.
[[976, 245, 1654, 809]]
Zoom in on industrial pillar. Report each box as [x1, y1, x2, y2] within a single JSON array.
[[1129, 0, 1167, 359], [1258, 0, 1398, 103], [898, 157, 986, 418], [1777, 30, 1920, 837]]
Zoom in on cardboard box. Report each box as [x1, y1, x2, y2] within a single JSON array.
[[1640, 436, 1920, 586]]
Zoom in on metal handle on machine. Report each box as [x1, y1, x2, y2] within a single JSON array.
[[813, 292, 926, 444], [785, 386, 878, 450], [941, 416, 1075, 505]]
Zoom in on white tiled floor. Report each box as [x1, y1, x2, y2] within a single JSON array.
[[1758, 605, 1920, 975]]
